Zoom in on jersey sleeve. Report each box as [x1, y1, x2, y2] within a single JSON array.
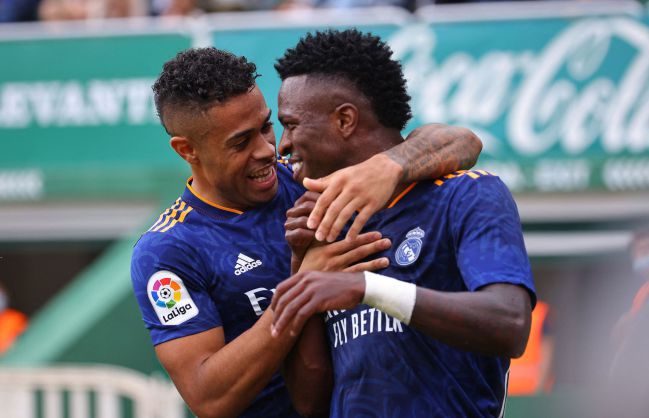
[[449, 174, 536, 306], [131, 235, 222, 345]]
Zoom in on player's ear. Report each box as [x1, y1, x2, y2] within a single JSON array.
[[170, 136, 199, 165], [334, 103, 358, 140]]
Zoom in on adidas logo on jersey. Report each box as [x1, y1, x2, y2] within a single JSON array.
[[234, 253, 262, 276]]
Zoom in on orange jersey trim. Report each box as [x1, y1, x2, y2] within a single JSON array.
[[387, 182, 418, 209], [186, 177, 244, 215]]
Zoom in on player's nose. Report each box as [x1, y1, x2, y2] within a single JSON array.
[[278, 131, 292, 156], [251, 132, 276, 160]]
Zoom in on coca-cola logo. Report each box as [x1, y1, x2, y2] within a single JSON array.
[[390, 18, 649, 158]]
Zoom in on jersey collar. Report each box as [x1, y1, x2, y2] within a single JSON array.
[[387, 182, 418, 209], [182, 177, 244, 218]]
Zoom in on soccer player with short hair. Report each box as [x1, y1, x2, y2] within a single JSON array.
[[130, 46, 482, 418], [271, 29, 536, 418]]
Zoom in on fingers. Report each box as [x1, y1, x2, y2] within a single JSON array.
[[270, 273, 302, 312], [286, 193, 318, 219], [338, 238, 391, 267], [286, 204, 315, 221], [285, 195, 318, 252], [305, 179, 338, 233], [299, 190, 322, 203], [293, 191, 321, 208], [344, 257, 390, 273], [327, 231, 382, 254], [303, 177, 328, 193], [321, 197, 362, 243], [271, 276, 313, 336], [345, 206, 374, 241], [285, 215, 310, 232], [288, 299, 321, 336], [273, 292, 312, 337], [285, 226, 315, 253]]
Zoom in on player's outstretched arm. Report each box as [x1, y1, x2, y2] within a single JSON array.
[[155, 312, 300, 418], [270, 272, 531, 358], [304, 124, 482, 242], [409, 283, 532, 357]]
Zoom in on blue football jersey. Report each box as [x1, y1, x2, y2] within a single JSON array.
[[327, 170, 536, 418], [131, 163, 304, 418]]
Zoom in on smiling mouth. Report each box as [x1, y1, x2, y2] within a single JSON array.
[[249, 166, 276, 183]]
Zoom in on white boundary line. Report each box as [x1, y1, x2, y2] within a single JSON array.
[[204, 7, 411, 30], [524, 231, 633, 256]]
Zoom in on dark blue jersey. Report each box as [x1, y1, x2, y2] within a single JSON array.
[[131, 163, 304, 418], [327, 170, 536, 418]]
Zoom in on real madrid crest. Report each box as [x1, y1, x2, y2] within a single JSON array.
[[395, 227, 425, 266]]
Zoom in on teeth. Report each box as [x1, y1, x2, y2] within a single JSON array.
[[250, 166, 274, 182], [293, 162, 303, 172]]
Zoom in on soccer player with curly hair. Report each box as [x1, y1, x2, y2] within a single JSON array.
[[271, 29, 536, 418]]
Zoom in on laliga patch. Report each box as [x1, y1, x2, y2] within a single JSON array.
[[395, 227, 425, 266], [147, 270, 199, 326]]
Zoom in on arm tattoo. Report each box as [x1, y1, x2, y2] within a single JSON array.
[[383, 124, 482, 182]]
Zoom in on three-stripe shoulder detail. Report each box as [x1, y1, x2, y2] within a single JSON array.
[[148, 198, 194, 233], [433, 170, 496, 187]]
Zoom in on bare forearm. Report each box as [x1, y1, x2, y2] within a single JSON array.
[[283, 316, 333, 417], [410, 284, 531, 358], [180, 312, 297, 418], [384, 124, 482, 182]]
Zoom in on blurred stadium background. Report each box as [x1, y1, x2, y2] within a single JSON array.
[[1, 0, 649, 417]]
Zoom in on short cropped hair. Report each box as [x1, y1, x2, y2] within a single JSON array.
[[153, 47, 258, 134], [274, 29, 411, 131]]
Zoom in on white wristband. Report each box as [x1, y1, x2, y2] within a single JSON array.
[[362, 271, 417, 325]]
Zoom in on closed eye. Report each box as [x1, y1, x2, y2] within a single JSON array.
[[231, 136, 250, 150], [278, 117, 297, 130], [261, 121, 274, 134]]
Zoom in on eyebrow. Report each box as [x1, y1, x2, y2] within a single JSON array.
[[225, 110, 272, 145]]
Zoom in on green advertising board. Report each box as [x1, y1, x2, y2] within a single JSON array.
[[210, 12, 649, 193], [1, 5, 648, 200], [394, 15, 649, 192], [0, 28, 193, 201]]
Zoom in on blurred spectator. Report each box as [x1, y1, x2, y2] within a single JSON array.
[[432, 0, 608, 2], [150, 0, 195, 15], [39, 0, 148, 20], [0, 0, 41, 22], [508, 300, 555, 395], [433, 0, 534, 2], [0, 281, 28, 356], [605, 228, 649, 418], [292, 0, 546, 13], [151, 0, 286, 14], [302, 0, 415, 10]]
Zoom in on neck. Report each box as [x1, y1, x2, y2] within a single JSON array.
[[347, 126, 403, 166], [189, 170, 242, 211], [347, 128, 411, 208]]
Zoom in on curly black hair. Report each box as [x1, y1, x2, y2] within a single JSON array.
[[153, 47, 258, 134], [275, 29, 411, 131]]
